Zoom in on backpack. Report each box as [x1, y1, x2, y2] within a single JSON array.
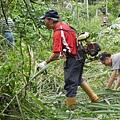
[[77, 32, 101, 62]]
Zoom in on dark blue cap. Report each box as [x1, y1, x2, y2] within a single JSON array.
[[40, 10, 59, 19]]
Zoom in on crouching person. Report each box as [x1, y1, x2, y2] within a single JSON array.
[[99, 52, 120, 90]]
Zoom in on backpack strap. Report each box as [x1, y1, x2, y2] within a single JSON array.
[[54, 25, 76, 33], [55, 28, 75, 32]]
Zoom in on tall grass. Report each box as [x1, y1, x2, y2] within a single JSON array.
[[0, 0, 120, 119]]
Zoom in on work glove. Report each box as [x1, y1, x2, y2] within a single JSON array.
[[37, 61, 47, 69]]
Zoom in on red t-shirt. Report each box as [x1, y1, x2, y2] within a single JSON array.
[[52, 22, 77, 56]]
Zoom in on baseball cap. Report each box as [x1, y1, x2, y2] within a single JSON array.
[[99, 52, 111, 61], [40, 10, 59, 19]]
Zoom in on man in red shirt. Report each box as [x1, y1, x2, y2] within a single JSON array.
[[39, 10, 98, 109]]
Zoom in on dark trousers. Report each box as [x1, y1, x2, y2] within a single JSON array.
[[4, 31, 14, 44], [64, 57, 84, 97]]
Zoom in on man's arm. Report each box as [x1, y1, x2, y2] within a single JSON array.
[[46, 52, 61, 64], [106, 70, 116, 89], [113, 72, 120, 90], [37, 52, 62, 69]]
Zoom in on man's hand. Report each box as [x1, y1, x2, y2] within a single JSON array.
[[37, 61, 47, 69]]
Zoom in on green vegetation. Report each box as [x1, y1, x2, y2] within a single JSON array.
[[0, 0, 120, 119]]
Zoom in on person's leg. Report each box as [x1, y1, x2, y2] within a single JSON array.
[[80, 81, 98, 102], [4, 32, 14, 44], [64, 57, 84, 108], [77, 64, 98, 102]]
